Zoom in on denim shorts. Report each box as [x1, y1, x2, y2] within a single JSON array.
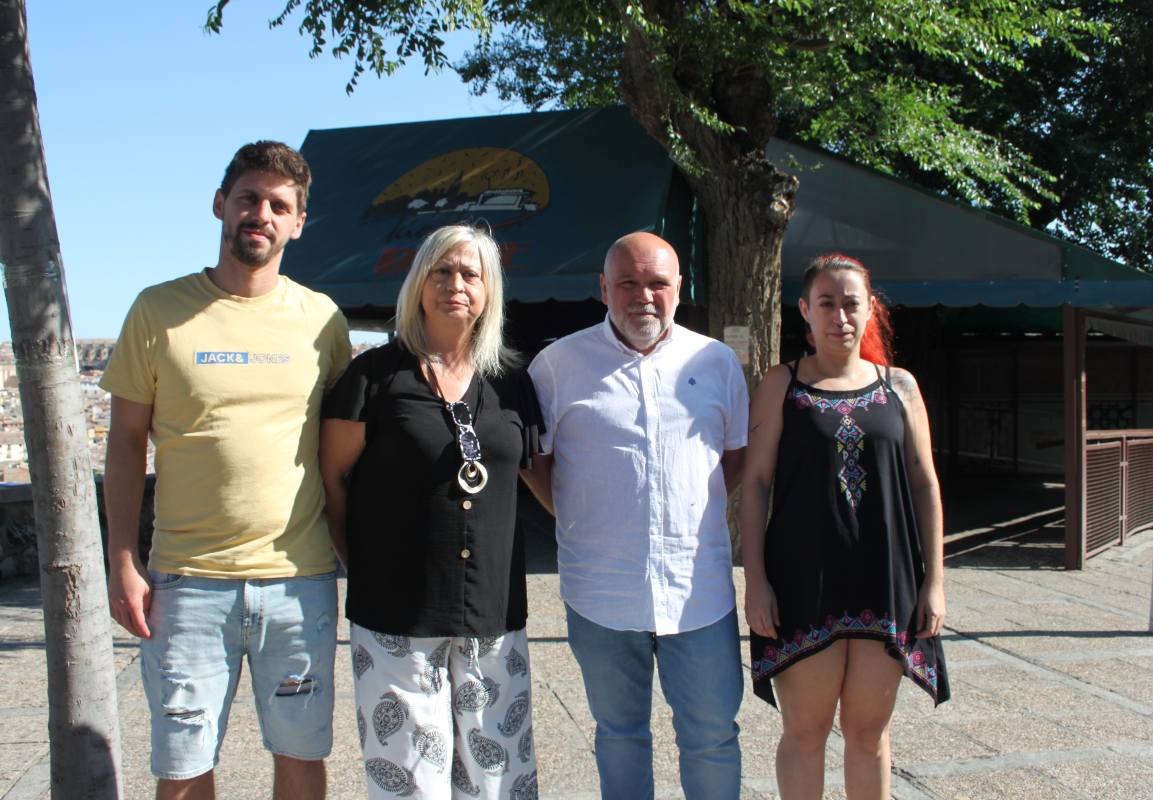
[[140, 570, 337, 780]]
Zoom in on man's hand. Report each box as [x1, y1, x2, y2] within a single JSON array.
[[108, 556, 152, 638], [104, 395, 154, 637]]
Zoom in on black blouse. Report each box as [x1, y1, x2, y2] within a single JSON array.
[[322, 342, 543, 637]]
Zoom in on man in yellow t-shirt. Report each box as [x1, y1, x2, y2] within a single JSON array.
[[102, 141, 350, 800]]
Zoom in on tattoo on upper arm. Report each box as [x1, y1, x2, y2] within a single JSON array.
[[893, 369, 927, 466], [750, 423, 761, 434], [890, 369, 918, 405]]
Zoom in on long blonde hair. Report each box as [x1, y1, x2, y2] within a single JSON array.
[[394, 224, 518, 377]]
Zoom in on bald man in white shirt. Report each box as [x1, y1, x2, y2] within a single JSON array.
[[524, 232, 748, 800]]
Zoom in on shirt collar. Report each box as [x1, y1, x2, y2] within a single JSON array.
[[599, 314, 677, 357]]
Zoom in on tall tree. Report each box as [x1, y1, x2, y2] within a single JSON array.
[[209, 0, 1104, 378], [0, 1, 122, 796], [887, 0, 1152, 271]]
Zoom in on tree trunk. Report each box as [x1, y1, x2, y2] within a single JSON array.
[[0, 2, 123, 797], [621, 111, 798, 383], [615, 19, 798, 385], [688, 158, 796, 384]]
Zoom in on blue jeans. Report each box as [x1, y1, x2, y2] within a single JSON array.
[[565, 605, 743, 800], [140, 571, 337, 779]]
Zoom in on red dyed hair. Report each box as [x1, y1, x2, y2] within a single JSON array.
[[801, 253, 894, 366]]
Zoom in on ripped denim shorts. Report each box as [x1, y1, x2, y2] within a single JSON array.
[[140, 570, 337, 780]]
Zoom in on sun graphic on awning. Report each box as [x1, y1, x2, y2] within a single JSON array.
[[370, 147, 550, 216]]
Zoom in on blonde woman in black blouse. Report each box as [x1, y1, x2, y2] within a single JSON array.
[[320, 224, 544, 799]]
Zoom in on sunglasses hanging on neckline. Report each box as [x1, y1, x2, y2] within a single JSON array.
[[445, 400, 487, 494]]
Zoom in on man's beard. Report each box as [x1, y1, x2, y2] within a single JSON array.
[[612, 304, 668, 351], [226, 223, 284, 268]]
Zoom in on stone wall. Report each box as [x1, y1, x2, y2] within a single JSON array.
[[0, 477, 155, 582], [0, 484, 37, 579]]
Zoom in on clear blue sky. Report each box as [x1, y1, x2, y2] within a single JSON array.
[[15, 2, 526, 343]]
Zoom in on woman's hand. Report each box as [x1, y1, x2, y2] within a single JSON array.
[[915, 579, 946, 638], [744, 575, 780, 640]]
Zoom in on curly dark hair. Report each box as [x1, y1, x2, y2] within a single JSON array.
[[219, 141, 312, 211]]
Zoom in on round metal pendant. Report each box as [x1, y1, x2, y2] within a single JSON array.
[[458, 460, 488, 494]]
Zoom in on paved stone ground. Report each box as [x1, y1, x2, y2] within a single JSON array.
[[3, 480, 1153, 798]]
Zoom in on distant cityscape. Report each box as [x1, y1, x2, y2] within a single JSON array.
[[0, 340, 384, 484]]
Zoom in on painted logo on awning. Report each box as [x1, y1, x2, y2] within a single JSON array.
[[366, 147, 549, 274]]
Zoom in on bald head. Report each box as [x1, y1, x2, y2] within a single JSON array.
[[604, 232, 681, 279], [600, 232, 682, 354]]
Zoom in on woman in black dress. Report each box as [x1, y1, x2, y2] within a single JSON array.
[[740, 254, 949, 799], [319, 224, 543, 799]]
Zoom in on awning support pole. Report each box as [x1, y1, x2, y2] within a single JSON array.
[[1063, 304, 1086, 570]]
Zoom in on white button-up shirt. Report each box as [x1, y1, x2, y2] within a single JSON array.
[[529, 318, 749, 635]]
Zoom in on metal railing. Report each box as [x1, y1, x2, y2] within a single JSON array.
[[1085, 429, 1153, 558]]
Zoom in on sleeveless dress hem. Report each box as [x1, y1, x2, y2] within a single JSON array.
[[750, 609, 947, 708]]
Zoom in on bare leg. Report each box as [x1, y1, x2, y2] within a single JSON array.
[[156, 772, 214, 800], [273, 755, 326, 800], [772, 640, 847, 800], [838, 640, 903, 800]]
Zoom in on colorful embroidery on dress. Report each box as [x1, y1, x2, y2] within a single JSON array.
[[791, 384, 887, 510], [837, 415, 866, 508], [790, 385, 887, 415], [750, 608, 940, 697]]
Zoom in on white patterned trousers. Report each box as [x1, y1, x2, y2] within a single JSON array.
[[349, 623, 538, 799]]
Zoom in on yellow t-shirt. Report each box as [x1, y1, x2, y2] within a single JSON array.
[[100, 271, 351, 578]]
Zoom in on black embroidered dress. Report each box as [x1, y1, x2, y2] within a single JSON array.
[[750, 362, 950, 707]]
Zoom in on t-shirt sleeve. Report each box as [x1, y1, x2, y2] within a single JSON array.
[[324, 309, 352, 389], [724, 349, 750, 451], [526, 351, 556, 455], [99, 294, 157, 405]]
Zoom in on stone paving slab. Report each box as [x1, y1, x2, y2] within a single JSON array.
[[2, 527, 1153, 799]]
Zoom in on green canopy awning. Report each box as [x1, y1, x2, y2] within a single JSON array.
[[287, 106, 1153, 326], [769, 139, 1153, 309], [284, 107, 700, 318]]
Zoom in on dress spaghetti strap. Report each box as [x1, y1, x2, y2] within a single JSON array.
[[875, 362, 895, 392]]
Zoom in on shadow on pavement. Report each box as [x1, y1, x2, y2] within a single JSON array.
[[946, 527, 1066, 570], [940, 472, 1064, 537]]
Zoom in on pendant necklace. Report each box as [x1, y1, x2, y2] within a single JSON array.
[[427, 360, 488, 495]]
